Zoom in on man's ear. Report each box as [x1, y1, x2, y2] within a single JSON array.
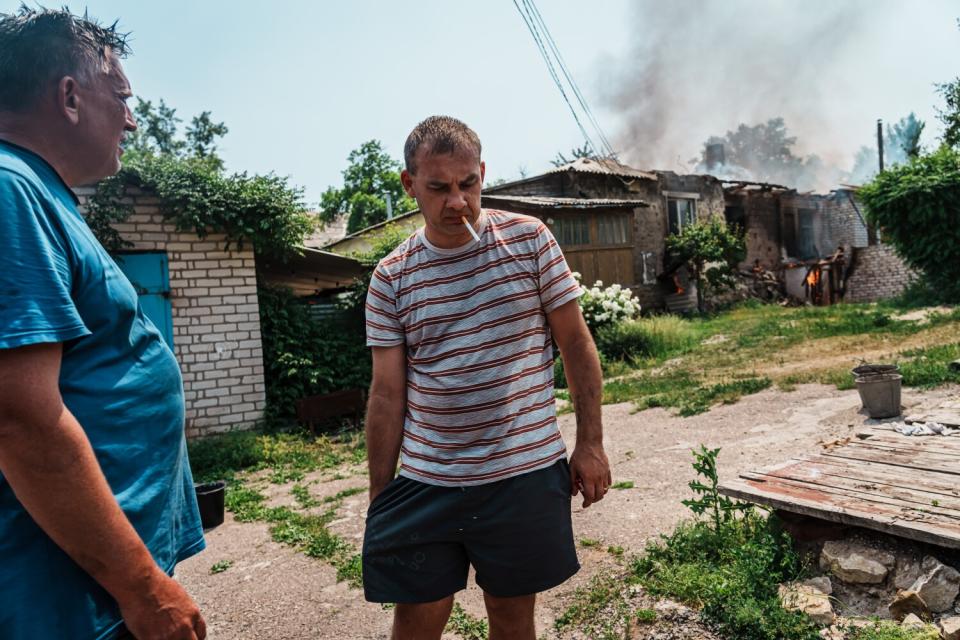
[[400, 169, 416, 198], [480, 161, 486, 185], [58, 76, 81, 125]]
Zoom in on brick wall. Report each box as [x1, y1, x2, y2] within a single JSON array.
[[76, 187, 266, 438], [845, 244, 916, 303], [823, 190, 869, 249]]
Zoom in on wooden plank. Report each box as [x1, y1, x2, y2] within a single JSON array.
[[823, 444, 960, 473], [798, 454, 960, 497], [847, 437, 960, 457], [720, 477, 960, 549], [845, 439, 960, 461], [740, 467, 960, 512], [739, 471, 960, 521], [857, 427, 960, 449]]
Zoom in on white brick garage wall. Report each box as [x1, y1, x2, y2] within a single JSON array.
[[76, 187, 266, 438]]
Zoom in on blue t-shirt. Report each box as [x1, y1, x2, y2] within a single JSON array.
[[0, 141, 205, 640]]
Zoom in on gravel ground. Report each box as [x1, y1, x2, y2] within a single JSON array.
[[176, 383, 958, 639]]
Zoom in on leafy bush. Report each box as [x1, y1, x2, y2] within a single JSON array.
[[633, 447, 818, 640], [87, 111, 314, 258], [257, 284, 371, 425], [665, 217, 746, 314], [594, 316, 698, 363], [340, 223, 411, 311], [859, 145, 960, 302], [890, 277, 954, 309], [574, 274, 641, 332]]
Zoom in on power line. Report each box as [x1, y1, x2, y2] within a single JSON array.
[[512, 0, 617, 159], [523, 0, 616, 158], [511, 0, 600, 158]]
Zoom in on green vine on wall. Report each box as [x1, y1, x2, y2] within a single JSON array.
[[86, 153, 315, 258]]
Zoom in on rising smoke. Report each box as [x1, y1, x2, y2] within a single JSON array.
[[604, 0, 881, 191]]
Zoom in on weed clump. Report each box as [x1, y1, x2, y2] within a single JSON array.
[[633, 447, 817, 640]]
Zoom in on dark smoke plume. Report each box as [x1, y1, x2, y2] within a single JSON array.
[[605, 0, 874, 190]]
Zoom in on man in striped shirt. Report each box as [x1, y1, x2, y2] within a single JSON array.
[[363, 116, 610, 639]]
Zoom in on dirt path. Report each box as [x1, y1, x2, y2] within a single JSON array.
[[176, 383, 959, 639]]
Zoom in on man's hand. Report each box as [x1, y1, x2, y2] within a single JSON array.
[[117, 569, 206, 639], [546, 300, 610, 508], [569, 442, 612, 508]]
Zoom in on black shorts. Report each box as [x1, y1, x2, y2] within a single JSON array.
[[362, 459, 580, 603]]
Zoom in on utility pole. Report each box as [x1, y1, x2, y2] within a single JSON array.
[[877, 119, 884, 173], [385, 193, 393, 220]]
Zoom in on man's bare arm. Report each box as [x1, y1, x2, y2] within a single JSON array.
[[365, 344, 407, 501], [0, 343, 204, 640], [547, 299, 611, 508]]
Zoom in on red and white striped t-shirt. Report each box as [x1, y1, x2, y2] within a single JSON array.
[[365, 209, 582, 486]]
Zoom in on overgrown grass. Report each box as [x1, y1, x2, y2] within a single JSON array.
[[554, 573, 635, 639], [594, 316, 699, 363], [223, 478, 364, 587], [847, 620, 940, 640], [584, 301, 960, 416], [632, 512, 818, 640], [603, 371, 771, 416], [556, 446, 824, 640], [188, 429, 366, 483], [445, 603, 488, 640], [898, 342, 960, 388]]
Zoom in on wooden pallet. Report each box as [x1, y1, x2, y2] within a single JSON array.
[[718, 425, 960, 548]]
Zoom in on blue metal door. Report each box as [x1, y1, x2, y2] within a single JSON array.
[[115, 252, 174, 348]]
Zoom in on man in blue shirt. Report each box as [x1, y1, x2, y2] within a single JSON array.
[[0, 8, 206, 639]]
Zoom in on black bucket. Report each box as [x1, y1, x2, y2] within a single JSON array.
[[195, 481, 225, 529]]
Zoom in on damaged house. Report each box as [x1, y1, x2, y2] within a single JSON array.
[[328, 157, 726, 311], [725, 181, 915, 305], [328, 156, 914, 312]]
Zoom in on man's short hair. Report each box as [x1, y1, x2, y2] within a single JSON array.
[[404, 116, 482, 174], [0, 6, 130, 112]]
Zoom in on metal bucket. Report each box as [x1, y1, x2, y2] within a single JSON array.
[[855, 373, 902, 419], [851, 363, 900, 379], [195, 481, 226, 529]]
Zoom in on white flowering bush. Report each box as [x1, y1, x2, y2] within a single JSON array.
[[573, 272, 640, 332]]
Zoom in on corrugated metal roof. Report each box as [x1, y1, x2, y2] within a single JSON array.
[[483, 194, 648, 209], [547, 157, 658, 181]]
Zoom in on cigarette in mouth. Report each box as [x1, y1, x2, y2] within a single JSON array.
[[461, 216, 481, 242]]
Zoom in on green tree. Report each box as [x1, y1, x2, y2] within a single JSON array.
[[665, 217, 746, 314], [936, 19, 960, 149], [696, 118, 819, 188], [186, 111, 229, 170], [125, 98, 185, 157], [850, 113, 926, 183], [122, 98, 229, 170], [859, 146, 960, 302], [86, 98, 311, 257], [939, 79, 960, 149], [320, 140, 416, 234]]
